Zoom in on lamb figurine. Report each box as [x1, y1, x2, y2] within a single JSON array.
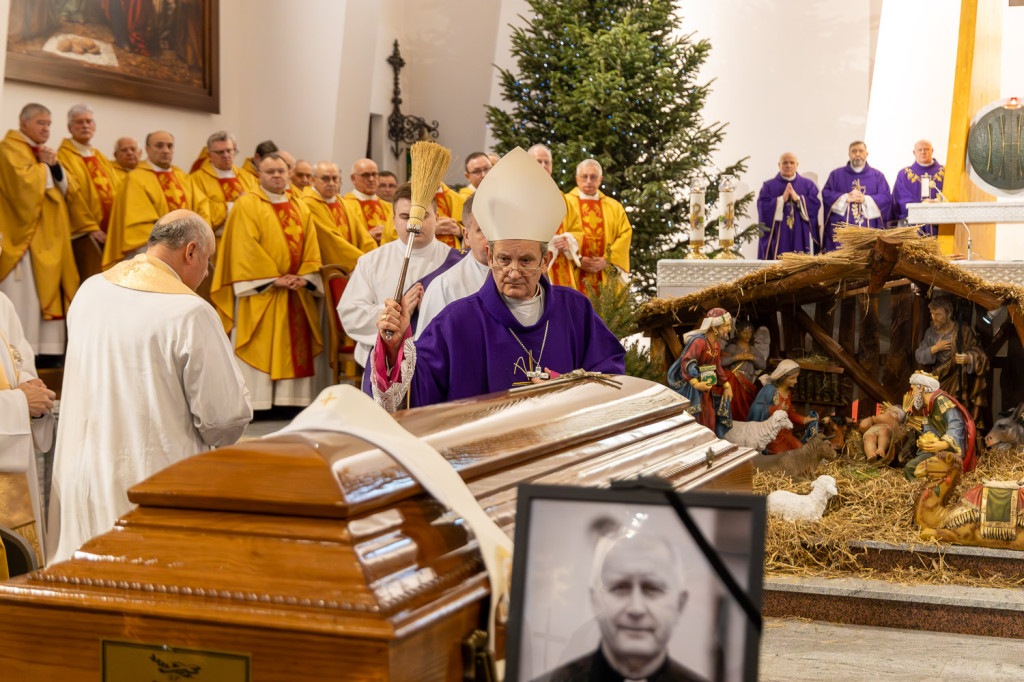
[[766, 475, 838, 521], [725, 410, 794, 452]]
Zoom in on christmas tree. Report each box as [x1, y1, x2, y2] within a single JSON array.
[[486, 0, 760, 297]]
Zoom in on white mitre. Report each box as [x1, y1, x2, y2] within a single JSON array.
[[473, 146, 567, 242]]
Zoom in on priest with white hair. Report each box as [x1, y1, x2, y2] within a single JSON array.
[[904, 369, 976, 480], [372, 147, 625, 410]]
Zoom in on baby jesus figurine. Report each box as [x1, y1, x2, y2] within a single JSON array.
[[858, 405, 907, 463]]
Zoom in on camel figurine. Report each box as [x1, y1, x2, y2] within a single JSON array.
[[914, 451, 1024, 549]]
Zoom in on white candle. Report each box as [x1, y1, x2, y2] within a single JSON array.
[[690, 190, 706, 242], [920, 173, 931, 201], [720, 189, 735, 240]]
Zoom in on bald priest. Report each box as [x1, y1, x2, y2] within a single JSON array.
[[371, 147, 625, 410]]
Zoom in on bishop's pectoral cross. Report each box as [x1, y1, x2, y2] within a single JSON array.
[[849, 179, 866, 224], [512, 353, 549, 385]]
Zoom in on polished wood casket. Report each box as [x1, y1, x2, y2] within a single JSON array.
[[0, 376, 756, 681]]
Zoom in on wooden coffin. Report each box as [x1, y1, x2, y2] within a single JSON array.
[[0, 376, 756, 681]]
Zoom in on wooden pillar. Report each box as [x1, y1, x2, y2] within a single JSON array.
[[882, 286, 914, 394], [941, 0, 1002, 258], [857, 294, 881, 417]]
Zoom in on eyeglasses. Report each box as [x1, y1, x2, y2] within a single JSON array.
[[209, 148, 236, 156], [356, 172, 379, 179], [467, 168, 490, 176], [494, 256, 544, 274], [318, 175, 341, 182]]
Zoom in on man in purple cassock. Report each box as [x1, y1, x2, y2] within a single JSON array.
[[892, 139, 945, 237], [756, 152, 821, 259], [821, 140, 893, 252], [370, 147, 625, 411]]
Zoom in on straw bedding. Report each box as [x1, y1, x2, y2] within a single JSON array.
[[757, 444, 1024, 587]]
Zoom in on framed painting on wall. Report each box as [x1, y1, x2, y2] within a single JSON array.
[[5, 0, 219, 113]]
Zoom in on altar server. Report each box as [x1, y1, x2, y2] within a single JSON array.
[[50, 210, 252, 565], [415, 193, 491, 339], [372, 147, 625, 410]]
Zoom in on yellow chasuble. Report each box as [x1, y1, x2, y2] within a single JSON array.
[[189, 160, 257, 235], [57, 138, 116, 235], [302, 191, 377, 273], [0, 130, 79, 320], [380, 183, 463, 248], [343, 192, 394, 245], [458, 186, 475, 198], [240, 157, 259, 186], [547, 195, 582, 290], [103, 161, 211, 269], [211, 190, 323, 380], [564, 187, 632, 293], [109, 161, 132, 190], [189, 146, 208, 173]]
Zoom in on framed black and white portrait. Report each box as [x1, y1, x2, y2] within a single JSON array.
[[505, 484, 765, 682]]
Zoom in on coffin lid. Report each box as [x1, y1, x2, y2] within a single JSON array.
[[129, 376, 689, 519]]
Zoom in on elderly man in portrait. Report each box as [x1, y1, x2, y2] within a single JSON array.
[[371, 148, 624, 410], [892, 139, 945, 237], [110, 136, 141, 188], [755, 152, 820, 259], [343, 158, 393, 244], [57, 103, 117, 280], [50, 209, 252, 565], [534, 530, 704, 682]]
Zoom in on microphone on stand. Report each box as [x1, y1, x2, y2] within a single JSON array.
[[928, 179, 974, 261]]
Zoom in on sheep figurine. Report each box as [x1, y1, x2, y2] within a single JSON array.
[[766, 475, 838, 521], [724, 410, 794, 452]]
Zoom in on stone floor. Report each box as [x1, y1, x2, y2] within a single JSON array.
[[761, 617, 1024, 681]]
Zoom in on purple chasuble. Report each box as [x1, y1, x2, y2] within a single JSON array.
[[893, 161, 945, 237], [755, 173, 821, 259], [821, 163, 893, 252], [360, 247, 467, 394], [403, 273, 625, 407]]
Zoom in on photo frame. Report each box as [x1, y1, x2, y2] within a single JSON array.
[[5, 0, 219, 113], [506, 484, 766, 682]]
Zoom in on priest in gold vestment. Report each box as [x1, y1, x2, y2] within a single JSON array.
[[381, 182, 464, 249], [0, 103, 79, 354], [564, 159, 631, 293], [110, 136, 141, 189], [103, 130, 211, 269], [211, 153, 325, 409], [188, 130, 256, 240], [57, 104, 116, 281], [303, 161, 376, 273], [343, 158, 394, 245]]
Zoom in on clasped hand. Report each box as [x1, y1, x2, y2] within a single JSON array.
[[18, 378, 55, 418], [274, 274, 306, 290]]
